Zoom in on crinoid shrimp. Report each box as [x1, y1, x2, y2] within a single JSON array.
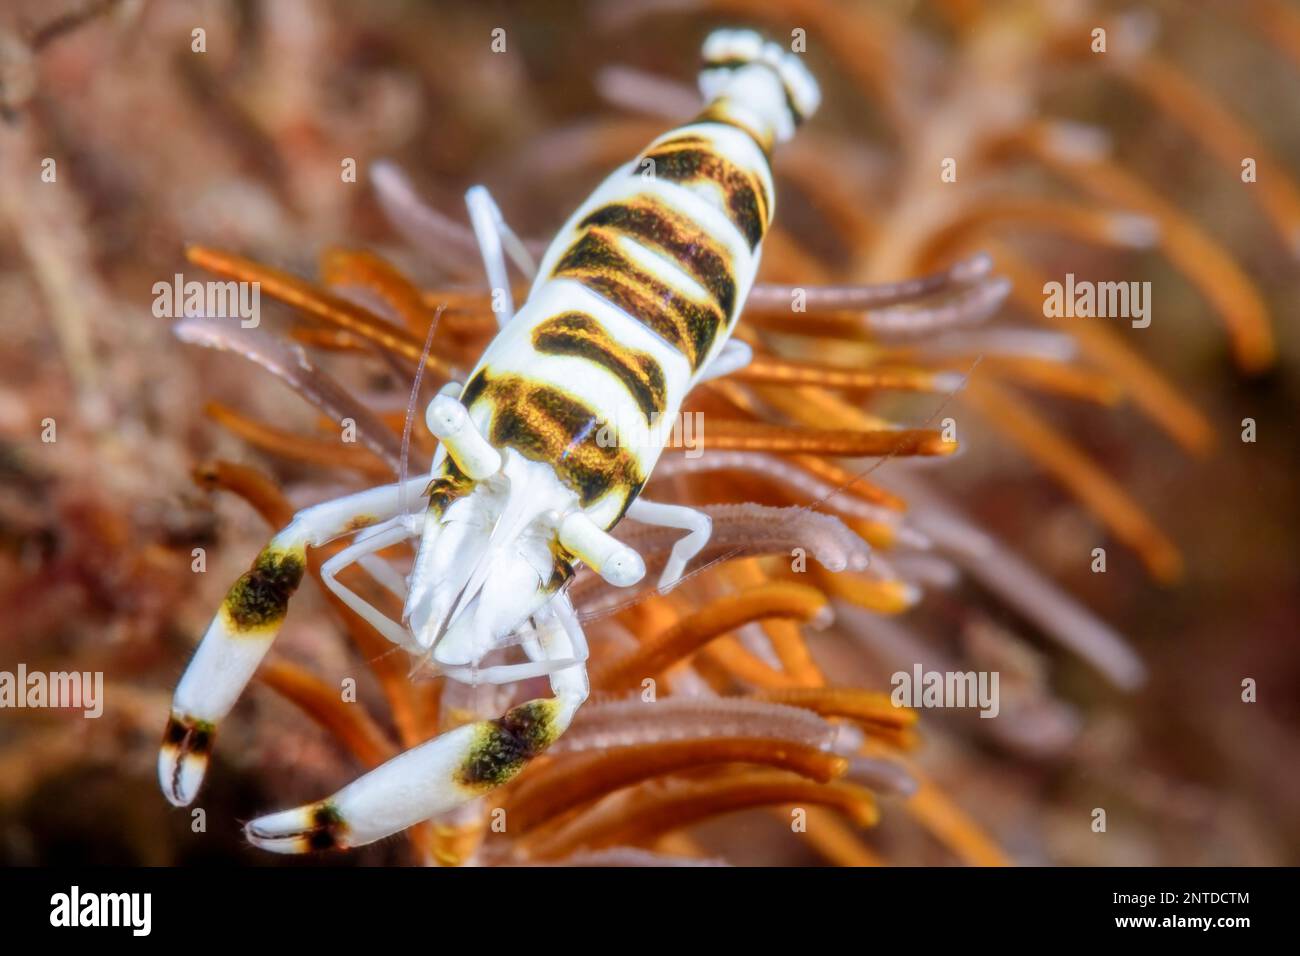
[[160, 29, 826, 851]]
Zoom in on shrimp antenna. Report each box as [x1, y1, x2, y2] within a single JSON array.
[[398, 304, 445, 519]]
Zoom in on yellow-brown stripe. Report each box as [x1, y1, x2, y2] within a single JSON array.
[[220, 546, 305, 634], [456, 699, 564, 791], [461, 370, 643, 511], [578, 198, 737, 318], [422, 470, 473, 516], [638, 136, 770, 248], [551, 229, 724, 370], [531, 311, 668, 423]]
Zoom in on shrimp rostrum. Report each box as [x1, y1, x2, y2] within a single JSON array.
[[159, 29, 821, 852]]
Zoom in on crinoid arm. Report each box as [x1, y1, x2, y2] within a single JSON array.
[[159, 476, 428, 808]]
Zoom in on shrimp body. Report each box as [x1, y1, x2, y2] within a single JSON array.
[[161, 29, 821, 854], [457, 32, 815, 531]]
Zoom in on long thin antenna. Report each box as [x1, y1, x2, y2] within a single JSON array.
[[399, 304, 445, 519]]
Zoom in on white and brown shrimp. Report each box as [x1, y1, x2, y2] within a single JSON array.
[[160, 28, 823, 852]]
